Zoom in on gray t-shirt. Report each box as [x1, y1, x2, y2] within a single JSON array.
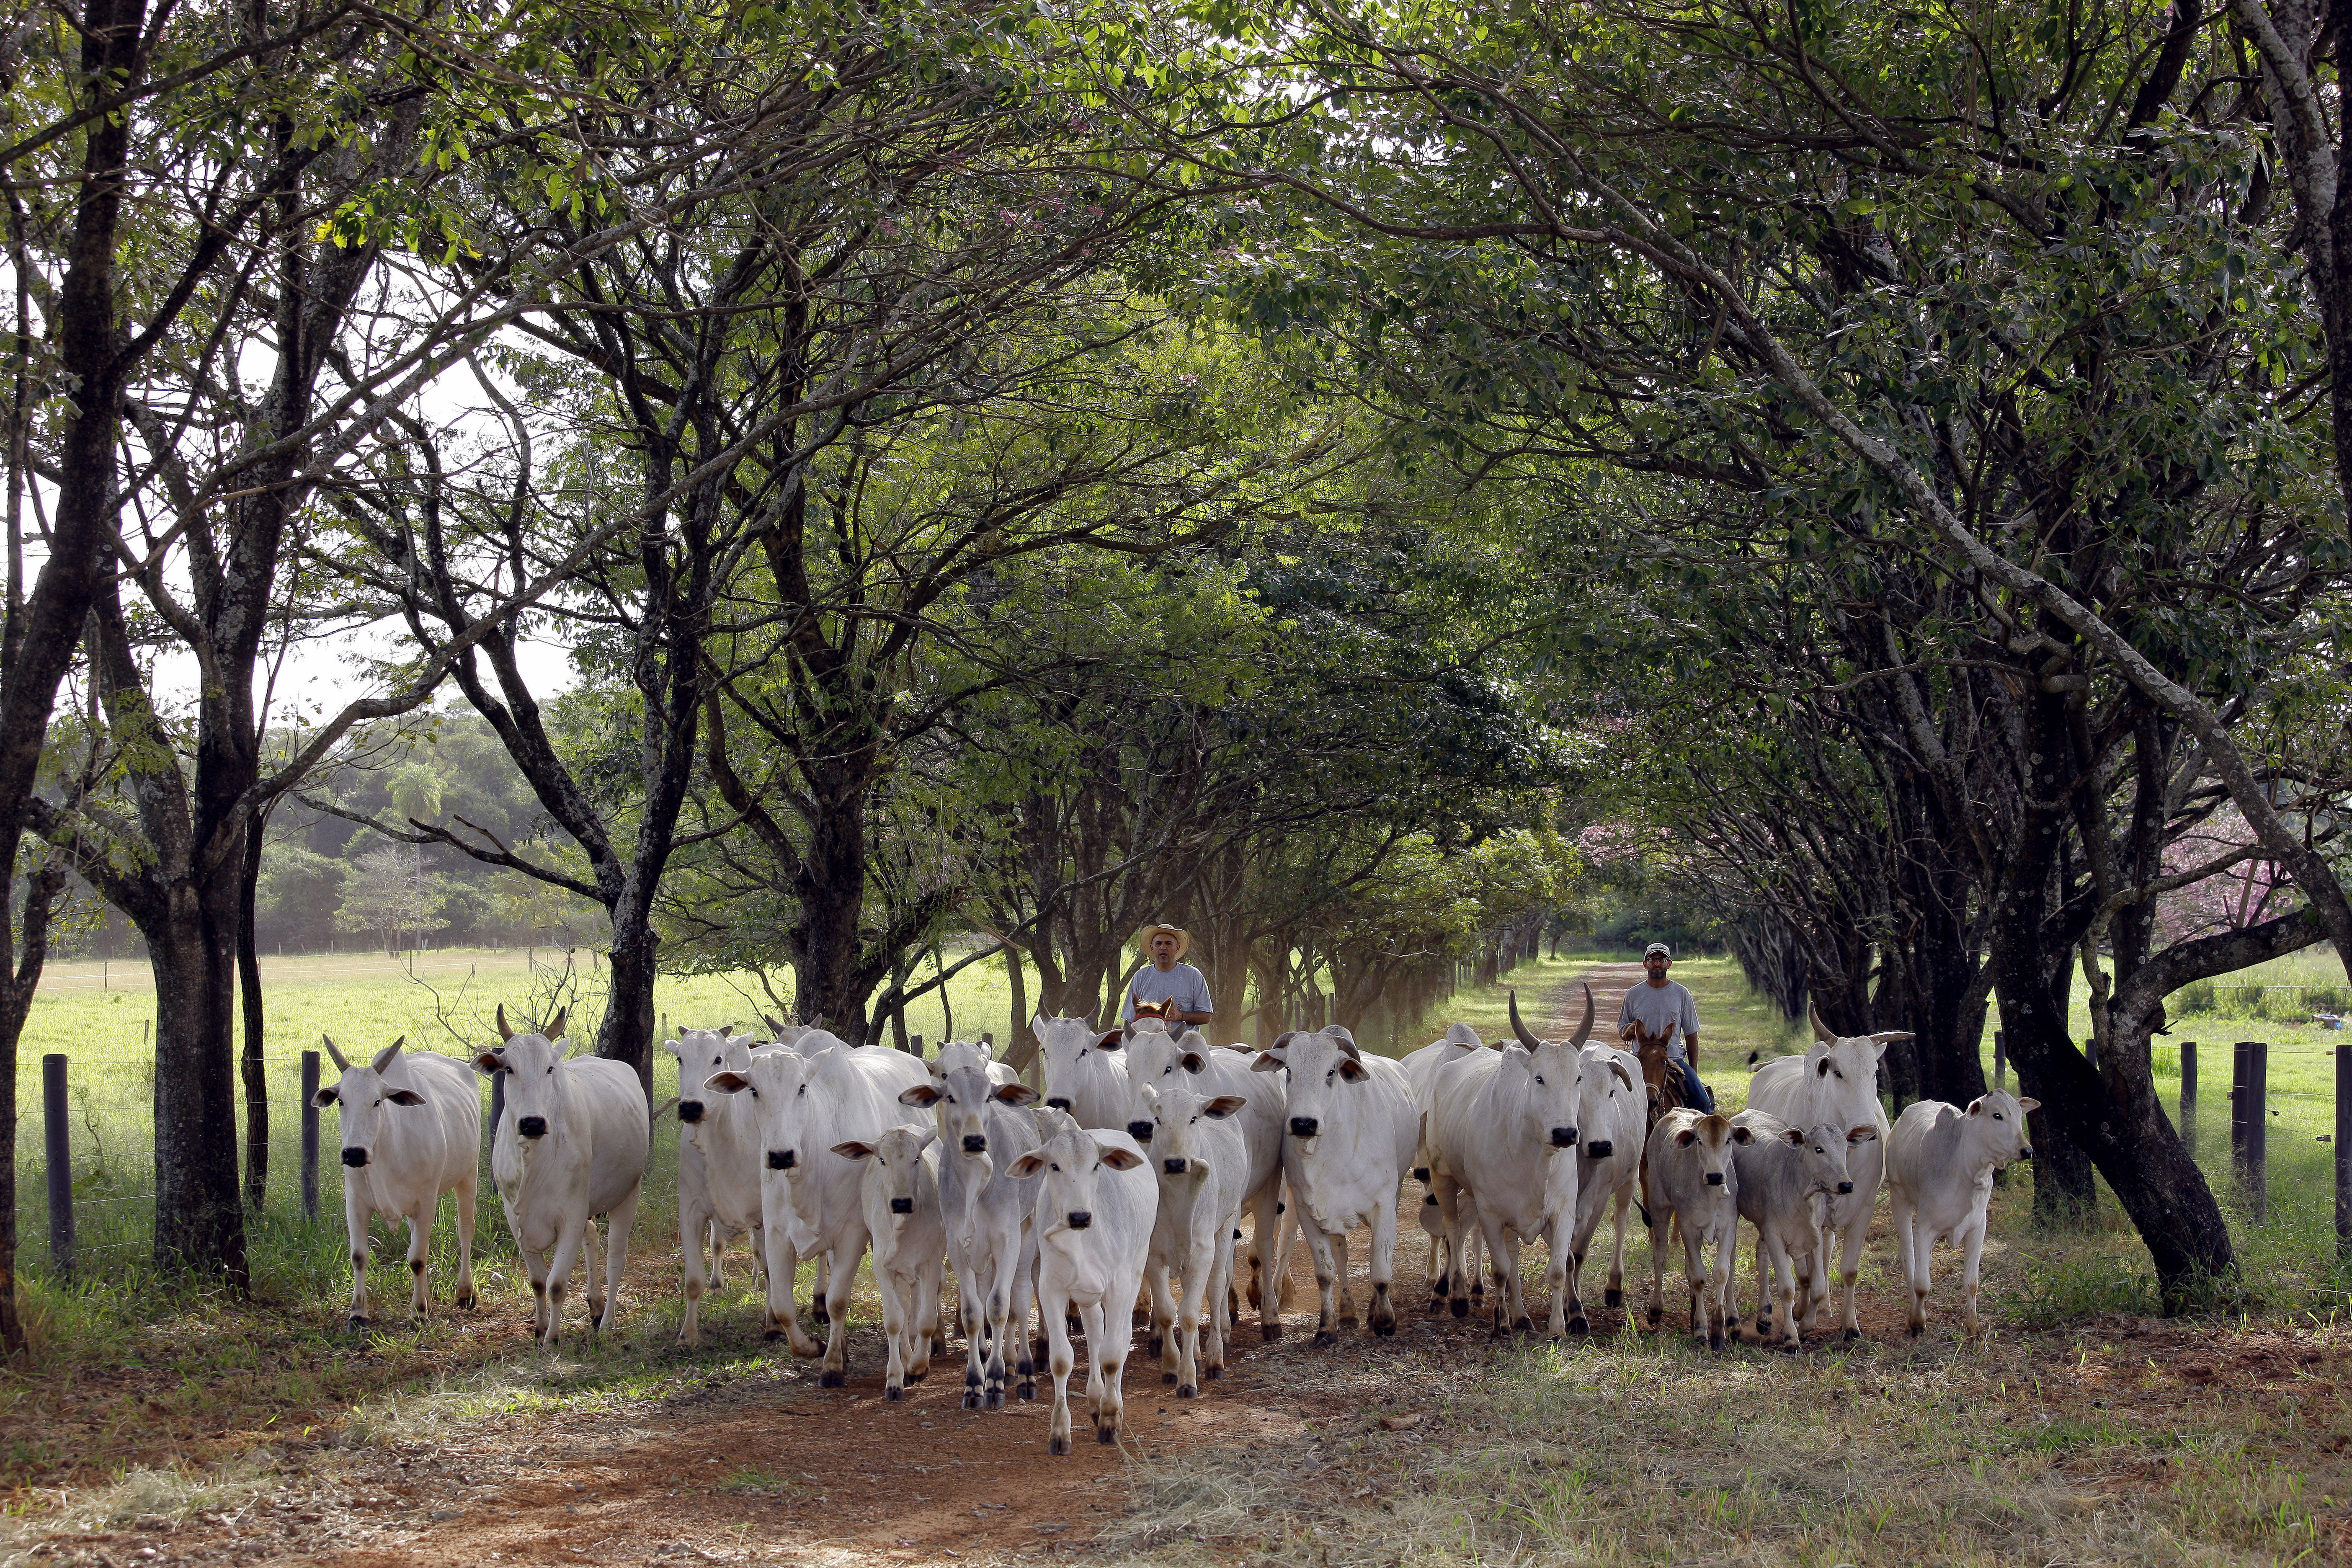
[[1618, 980, 1699, 1063], [1124, 962, 1213, 1021]]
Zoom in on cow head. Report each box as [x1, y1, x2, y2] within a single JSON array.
[[1572, 1039, 1640, 1161], [1963, 1089, 2040, 1164], [900, 1039, 1039, 1161], [703, 1047, 831, 1181], [1031, 1013, 1124, 1114], [1007, 1117, 1145, 1242], [1117, 1027, 1218, 1145], [1666, 1109, 1749, 1189], [1803, 1003, 1913, 1104], [1254, 1026, 1372, 1145], [1501, 985, 1597, 1152], [1784, 1119, 1877, 1197], [473, 1007, 571, 1143], [833, 1124, 938, 1229], [1138, 1080, 1245, 1180], [314, 1034, 429, 1169], [663, 1025, 752, 1128]]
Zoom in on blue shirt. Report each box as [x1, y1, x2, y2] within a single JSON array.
[[1123, 961, 1213, 1021]]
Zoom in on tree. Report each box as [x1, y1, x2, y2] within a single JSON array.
[[335, 845, 452, 957]]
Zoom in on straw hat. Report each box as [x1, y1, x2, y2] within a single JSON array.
[[1137, 923, 1191, 961]]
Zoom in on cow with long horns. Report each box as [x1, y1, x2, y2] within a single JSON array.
[[312, 1034, 483, 1328]]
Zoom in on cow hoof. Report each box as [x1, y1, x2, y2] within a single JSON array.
[[1604, 1289, 1623, 1309], [1565, 1317, 1584, 1336], [1449, 1299, 1469, 1319], [963, 1390, 983, 1411], [764, 1328, 785, 1343], [811, 1302, 831, 1326], [906, 1369, 927, 1383], [1149, 1337, 1165, 1359], [986, 1388, 1005, 1411], [1428, 1297, 1447, 1315], [885, 1385, 904, 1402], [1313, 1331, 1338, 1348], [1178, 1384, 1196, 1400], [1708, 1332, 1725, 1351], [348, 1315, 369, 1330], [1018, 1380, 1037, 1401], [1162, 1372, 1176, 1385], [456, 1292, 476, 1311], [1262, 1322, 1282, 1342], [1048, 1435, 1070, 1456], [1843, 1328, 1860, 1344], [1908, 1323, 1924, 1338], [1645, 1307, 1663, 1326], [1372, 1318, 1396, 1338], [1096, 1423, 1118, 1444], [1205, 1365, 1221, 1380], [1779, 1341, 1800, 1356], [819, 1369, 846, 1388], [1514, 1316, 1534, 1333]]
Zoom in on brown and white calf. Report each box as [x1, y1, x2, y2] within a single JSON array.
[[1640, 1108, 1750, 1348]]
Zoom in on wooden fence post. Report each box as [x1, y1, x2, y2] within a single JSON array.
[[43, 1054, 73, 1280], [1993, 1030, 2005, 1091], [2232, 1041, 2267, 1223], [2251, 1041, 2268, 1225], [300, 1048, 321, 1222], [909, 1033, 924, 1058], [2337, 1043, 2351, 1268], [2178, 1040, 2196, 1150]]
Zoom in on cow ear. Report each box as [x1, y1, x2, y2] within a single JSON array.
[[1180, 1052, 1208, 1075], [1814, 1057, 1833, 1078], [1847, 1125, 1877, 1143], [662, 1038, 684, 1059], [1007, 1153, 1048, 1179], [1965, 1098, 1983, 1115], [1204, 1095, 1247, 1118], [2016, 1096, 2042, 1114], [1674, 1127, 1697, 1147], [1781, 1127, 1806, 1145], [1093, 1030, 1125, 1052], [1336, 1058, 1370, 1082], [899, 1084, 943, 1107], [386, 1088, 428, 1106], [311, 1086, 339, 1108], [1269, 1032, 1298, 1052], [993, 1083, 1042, 1106], [1251, 1052, 1287, 1073], [832, 1141, 877, 1161], [473, 1052, 505, 1076], [1729, 1124, 1755, 1145], [705, 1071, 752, 1094], [1097, 1145, 1146, 1170], [1031, 1013, 1052, 1045]]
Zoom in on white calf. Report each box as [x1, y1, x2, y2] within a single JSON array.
[[1032, 1013, 1132, 1129], [1139, 1081, 1249, 1395], [1558, 1037, 1645, 1333], [1887, 1089, 2038, 1337], [1008, 1114, 1153, 1454], [1730, 1109, 1874, 1352], [665, 1025, 776, 1346], [314, 1035, 480, 1327], [833, 1125, 946, 1400], [1401, 1023, 1485, 1317]]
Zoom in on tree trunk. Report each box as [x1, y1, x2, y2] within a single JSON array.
[[602, 896, 661, 1098], [147, 889, 251, 1286], [238, 824, 268, 1210], [794, 787, 874, 1042], [1005, 943, 1027, 1048], [0, 859, 68, 1357]]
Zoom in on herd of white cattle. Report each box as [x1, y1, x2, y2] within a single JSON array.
[[313, 987, 2041, 1454]]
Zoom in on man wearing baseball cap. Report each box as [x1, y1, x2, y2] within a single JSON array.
[[1619, 942, 1712, 1112], [1123, 923, 1215, 1026]]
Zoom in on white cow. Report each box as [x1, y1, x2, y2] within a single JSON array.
[[1423, 989, 1593, 1336], [1138, 1080, 1250, 1395], [1744, 1003, 1912, 1340], [707, 1041, 930, 1385], [1116, 1024, 1288, 1340], [832, 1125, 946, 1400], [1558, 1035, 1645, 1333], [1887, 1089, 2039, 1337], [898, 1039, 1046, 1408], [1007, 1112, 1154, 1453], [1032, 1014, 1132, 1129], [1401, 1023, 1485, 1316], [313, 1035, 480, 1328], [1252, 1024, 1417, 1343], [664, 1025, 780, 1347], [473, 1006, 650, 1347], [1730, 1109, 1876, 1352], [1640, 1108, 1750, 1349]]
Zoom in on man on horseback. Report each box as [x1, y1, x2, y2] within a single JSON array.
[[1123, 923, 1215, 1026], [1620, 942, 1713, 1112]]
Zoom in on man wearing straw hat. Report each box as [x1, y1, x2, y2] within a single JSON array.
[[1122, 923, 1215, 1026]]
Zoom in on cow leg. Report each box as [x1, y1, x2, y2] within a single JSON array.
[[1682, 1217, 1713, 1348], [452, 1173, 478, 1312], [818, 1236, 861, 1387], [524, 1248, 554, 1343], [405, 1199, 436, 1316], [1248, 1180, 1287, 1339], [878, 1264, 910, 1401], [809, 1251, 831, 1326], [1960, 1214, 1988, 1337], [761, 1225, 821, 1357], [1892, 1189, 1927, 1336], [1433, 1174, 1471, 1318], [601, 1184, 638, 1333], [1642, 1188, 1669, 1328], [1146, 1251, 1179, 1380], [680, 1195, 713, 1348], [1204, 1217, 1238, 1380], [1299, 1217, 1342, 1346], [580, 1208, 606, 1330], [343, 1189, 373, 1328], [1366, 1190, 1399, 1338], [1173, 1244, 1204, 1399], [1333, 1230, 1359, 1328], [1605, 1184, 1632, 1313], [1043, 1283, 1076, 1455], [1833, 1206, 1868, 1343], [543, 1220, 589, 1348], [1752, 1218, 1772, 1336], [1767, 1239, 1800, 1353], [1421, 1189, 1451, 1313], [912, 1256, 942, 1382], [1093, 1298, 1132, 1444]]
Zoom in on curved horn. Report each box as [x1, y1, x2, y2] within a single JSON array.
[[1569, 984, 1595, 1048], [321, 1033, 351, 1073], [494, 1004, 517, 1042], [545, 1005, 569, 1041], [1507, 989, 1544, 1052], [370, 1036, 406, 1074], [1808, 1000, 1834, 1044]]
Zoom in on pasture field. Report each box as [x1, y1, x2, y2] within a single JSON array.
[[1, 949, 2349, 1566]]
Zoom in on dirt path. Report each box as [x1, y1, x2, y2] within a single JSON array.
[[16, 966, 1655, 1568]]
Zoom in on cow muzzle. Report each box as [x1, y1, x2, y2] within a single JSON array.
[[767, 1149, 796, 1171], [1704, 1171, 1724, 1186], [1548, 1126, 1578, 1148], [516, 1115, 549, 1140], [677, 1101, 704, 1124], [890, 1196, 913, 1215], [1835, 1180, 1854, 1194], [1127, 1120, 1154, 1143], [340, 1148, 368, 1168], [2019, 1145, 2035, 1161], [1163, 1157, 1189, 1176], [1289, 1116, 1319, 1138], [961, 1133, 988, 1154], [1066, 1211, 1093, 1230], [1046, 1097, 1072, 1111], [1584, 1139, 1613, 1158]]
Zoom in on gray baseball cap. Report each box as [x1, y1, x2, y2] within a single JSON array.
[[1643, 942, 1672, 960]]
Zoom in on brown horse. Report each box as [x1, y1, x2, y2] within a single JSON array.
[[1624, 1019, 1689, 1132]]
